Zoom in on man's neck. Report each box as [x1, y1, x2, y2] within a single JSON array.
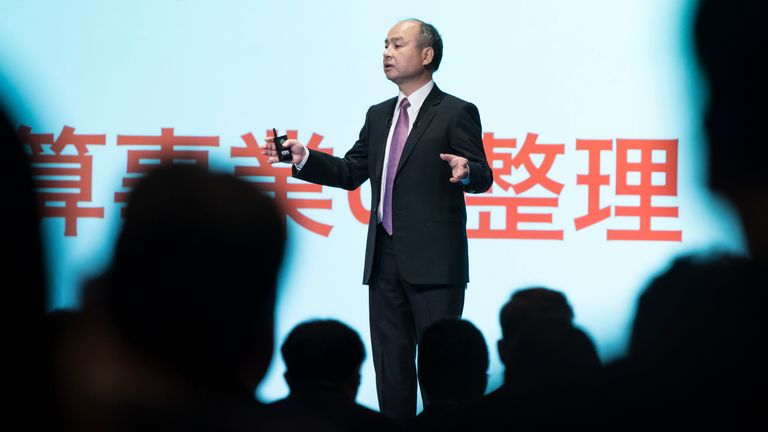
[[398, 74, 433, 97]]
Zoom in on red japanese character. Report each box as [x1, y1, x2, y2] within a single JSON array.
[[232, 130, 334, 237], [466, 195, 563, 240], [465, 132, 565, 239], [115, 128, 219, 214], [19, 125, 106, 236], [511, 133, 565, 195], [608, 139, 681, 241], [574, 139, 613, 230]]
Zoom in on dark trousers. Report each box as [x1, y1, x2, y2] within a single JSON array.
[[368, 225, 465, 420]]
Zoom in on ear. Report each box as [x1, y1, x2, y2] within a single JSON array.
[[422, 46, 434, 67]]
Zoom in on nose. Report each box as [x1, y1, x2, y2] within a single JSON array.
[[383, 45, 393, 58]]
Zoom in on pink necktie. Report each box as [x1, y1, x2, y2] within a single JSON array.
[[382, 97, 410, 235]]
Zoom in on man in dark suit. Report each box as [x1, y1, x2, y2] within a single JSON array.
[[263, 19, 493, 419]]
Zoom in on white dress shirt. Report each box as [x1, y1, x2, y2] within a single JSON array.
[[376, 80, 435, 222]]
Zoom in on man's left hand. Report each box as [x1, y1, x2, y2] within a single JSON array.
[[440, 153, 469, 183]]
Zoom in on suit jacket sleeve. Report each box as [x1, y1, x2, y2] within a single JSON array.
[[449, 102, 493, 194], [291, 107, 373, 191]]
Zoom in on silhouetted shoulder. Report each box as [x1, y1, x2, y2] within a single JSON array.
[[269, 388, 401, 432]]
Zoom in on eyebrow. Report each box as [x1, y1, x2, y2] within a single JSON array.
[[385, 36, 405, 44]]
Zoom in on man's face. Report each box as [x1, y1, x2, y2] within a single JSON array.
[[383, 21, 430, 85]]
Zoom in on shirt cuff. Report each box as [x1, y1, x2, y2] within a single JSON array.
[[294, 149, 310, 170], [459, 164, 471, 185]]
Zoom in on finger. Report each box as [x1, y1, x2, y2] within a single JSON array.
[[451, 166, 467, 181], [440, 153, 454, 161]]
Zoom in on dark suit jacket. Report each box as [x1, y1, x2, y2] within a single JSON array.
[[294, 85, 492, 285]]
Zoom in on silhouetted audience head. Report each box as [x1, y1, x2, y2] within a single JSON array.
[[2, 103, 46, 309], [609, 253, 767, 427], [453, 312, 599, 432], [2, 101, 48, 430], [695, 0, 767, 260], [101, 164, 286, 397], [695, 0, 765, 193], [281, 319, 365, 400], [599, 5, 768, 426], [600, 1, 767, 427], [417, 318, 489, 406], [498, 287, 573, 372], [506, 318, 600, 396], [630, 254, 765, 383]]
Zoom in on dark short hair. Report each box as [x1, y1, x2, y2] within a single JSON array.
[[500, 287, 574, 341], [418, 318, 489, 402], [408, 19, 443, 72], [281, 319, 365, 387]]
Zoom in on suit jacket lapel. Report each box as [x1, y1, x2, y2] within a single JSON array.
[[396, 85, 443, 174], [374, 98, 398, 184]]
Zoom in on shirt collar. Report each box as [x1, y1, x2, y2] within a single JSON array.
[[396, 80, 434, 114]]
